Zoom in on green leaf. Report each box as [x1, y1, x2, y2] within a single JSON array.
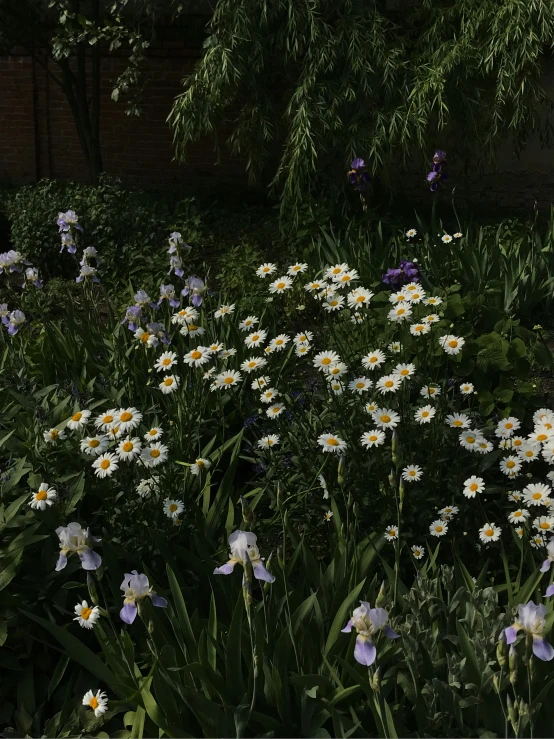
[[166, 564, 198, 661], [324, 579, 366, 656], [456, 621, 481, 687]]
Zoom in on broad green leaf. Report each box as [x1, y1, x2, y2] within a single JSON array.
[[324, 579, 366, 656]]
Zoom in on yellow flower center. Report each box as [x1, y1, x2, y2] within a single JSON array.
[[429, 388, 436, 394], [36, 490, 47, 501], [72, 412, 82, 422], [385, 380, 394, 388], [50, 430, 59, 440], [525, 451, 533, 458], [148, 429, 158, 436], [196, 460, 205, 468], [150, 449, 161, 458], [400, 369, 409, 376], [322, 357, 332, 365], [140, 332, 151, 343], [485, 529, 494, 537], [89, 697, 99, 710], [162, 358, 171, 366], [356, 382, 365, 389], [164, 378, 174, 386], [224, 377, 234, 384], [276, 339, 283, 345], [453, 420, 462, 426], [506, 460, 515, 468], [370, 357, 377, 363], [123, 442, 133, 452], [422, 411, 429, 417], [448, 340, 458, 348], [470, 483, 478, 491], [120, 412, 132, 422], [409, 470, 416, 476], [537, 434, 547, 442], [263, 267, 270, 272], [89, 439, 100, 448], [327, 438, 339, 446], [329, 300, 338, 306], [533, 493, 542, 500], [277, 282, 286, 289], [81, 607, 93, 620], [369, 435, 377, 442], [251, 334, 259, 341], [188, 325, 198, 331], [191, 350, 202, 360], [513, 439, 522, 447], [540, 522, 551, 529], [466, 437, 475, 444], [169, 503, 177, 512], [398, 308, 405, 315], [436, 526, 443, 533], [356, 295, 365, 303], [505, 422, 513, 429], [100, 459, 110, 470], [381, 415, 391, 424]]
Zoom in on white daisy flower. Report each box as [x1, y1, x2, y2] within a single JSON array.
[[269, 276, 293, 294], [533, 408, 554, 426], [459, 430, 484, 451], [445, 413, 470, 429], [394, 363, 415, 379], [159, 375, 180, 394], [83, 689, 108, 718], [329, 379, 345, 395], [438, 505, 459, 520], [388, 342, 402, 353], [439, 335, 465, 355], [475, 440, 494, 455], [172, 306, 199, 325], [349, 377, 373, 394], [384, 525, 399, 541], [80, 435, 109, 456], [180, 324, 206, 337], [376, 374, 402, 394], [479, 523, 501, 543], [346, 287, 374, 308], [543, 445, 554, 463], [251, 376, 270, 390], [509, 491, 523, 503], [415, 405, 436, 424], [318, 433, 347, 454], [304, 280, 328, 293], [323, 295, 345, 312], [372, 409, 401, 430], [184, 347, 211, 366], [463, 475, 485, 498], [219, 348, 237, 359], [314, 350, 341, 371], [135, 327, 158, 347], [144, 427, 163, 441], [423, 296, 443, 307], [547, 471, 554, 483], [406, 229, 417, 238], [270, 334, 290, 351], [360, 429, 386, 448], [117, 437, 142, 461], [256, 263, 277, 278], [498, 439, 512, 450], [154, 351, 177, 373], [294, 331, 314, 345], [241, 357, 268, 373], [29, 483, 57, 510], [510, 436, 525, 451], [214, 304, 235, 319], [441, 234, 453, 244], [164, 498, 184, 519], [404, 287, 426, 304], [515, 526, 524, 538], [411, 544, 425, 559], [67, 410, 91, 430], [258, 435, 280, 449], [410, 322, 431, 336], [212, 370, 242, 390], [499, 456, 522, 475], [92, 452, 119, 478], [106, 424, 124, 440], [517, 442, 541, 463], [495, 417, 521, 438], [389, 291, 409, 304], [43, 428, 67, 444], [259, 388, 279, 404], [141, 442, 169, 467], [136, 477, 159, 498], [324, 510, 334, 521], [327, 362, 348, 378], [420, 385, 441, 399], [115, 408, 142, 433], [94, 410, 118, 431], [74, 600, 100, 629], [388, 305, 413, 323], [207, 342, 224, 354], [402, 465, 423, 482], [529, 425, 554, 445], [460, 382, 474, 395], [430, 520, 448, 537], [296, 343, 311, 357], [239, 316, 259, 331], [531, 533, 548, 549], [191, 458, 211, 475], [325, 263, 350, 280], [245, 330, 267, 348], [508, 509, 530, 524], [266, 403, 285, 419], [365, 401, 379, 414], [454, 232, 463, 238], [534, 516, 554, 532], [362, 350, 386, 370], [319, 474, 330, 499], [523, 483, 552, 506], [287, 263, 308, 276], [422, 313, 440, 324]]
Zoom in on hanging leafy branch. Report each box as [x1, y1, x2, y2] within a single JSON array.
[[168, 0, 554, 227]]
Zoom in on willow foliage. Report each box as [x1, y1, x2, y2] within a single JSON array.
[[168, 0, 554, 225]]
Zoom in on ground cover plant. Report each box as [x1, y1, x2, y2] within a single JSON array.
[[2, 160, 554, 737]]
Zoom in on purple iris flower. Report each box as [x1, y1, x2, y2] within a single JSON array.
[[348, 158, 371, 191], [541, 539, 554, 595], [504, 601, 554, 661], [23, 267, 43, 289], [182, 276, 207, 307], [60, 233, 77, 254], [427, 150, 449, 192], [341, 601, 399, 666], [213, 530, 275, 583], [168, 232, 191, 255], [57, 210, 82, 233], [76, 265, 100, 284], [55, 522, 102, 572], [157, 284, 180, 309], [122, 305, 142, 332], [2, 310, 26, 336], [120, 570, 167, 624], [147, 321, 170, 345], [169, 255, 184, 278]]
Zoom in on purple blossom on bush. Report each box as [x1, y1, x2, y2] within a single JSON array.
[[504, 601, 554, 661], [23, 267, 43, 289], [427, 150, 448, 192], [382, 259, 420, 287], [157, 284, 180, 309], [122, 305, 142, 332], [55, 523, 101, 572], [2, 309, 26, 336], [147, 321, 171, 345], [342, 601, 399, 665], [348, 158, 371, 192], [213, 530, 275, 583], [60, 233, 77, 254], [182, 276, 207, 307]]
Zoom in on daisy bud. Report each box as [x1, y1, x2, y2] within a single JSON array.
[[338, 457, 345, 487], [509, 645, 518, 684], [242, 551, 254, 610], [529, 655, 536, 684], [507, 695, 518, 732], [518, 698, 529, 716], [86, 572, 100, 607], [496, 638, 507, 668], [492, 674, 500, 693], [399, 479, 405, 510], [371, 666, 381, 692], [388, 469, 396, 488], [391, 430, 399, 466], [375, 581, 387, 609]]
